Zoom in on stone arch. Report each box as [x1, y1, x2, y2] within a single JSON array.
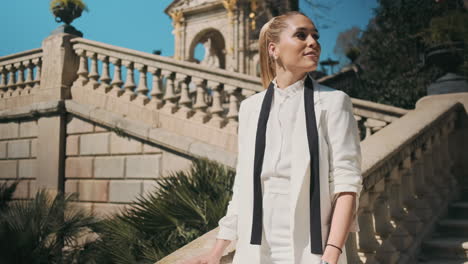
[[188, 28, 226, 69]]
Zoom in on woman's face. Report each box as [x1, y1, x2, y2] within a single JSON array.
[[269, 15, 321, 73]]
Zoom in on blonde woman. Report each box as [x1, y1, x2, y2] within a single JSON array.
[[185, 11, 362, 264]]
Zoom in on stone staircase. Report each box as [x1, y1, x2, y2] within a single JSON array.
[[418, 188, 468, 264]]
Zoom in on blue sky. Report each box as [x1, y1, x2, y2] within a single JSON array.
[[0, 0, 377, 72]]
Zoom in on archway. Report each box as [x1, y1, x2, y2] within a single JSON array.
[[189, 28, 226, 69]]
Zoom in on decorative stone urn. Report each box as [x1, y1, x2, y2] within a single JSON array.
[[425, 41, 468, 95], [51, 2, 84, 25], [50, 0, 87, 37]]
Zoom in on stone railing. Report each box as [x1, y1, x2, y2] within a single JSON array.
[[70, 37, 260, 132], [68, 37, 406, 147], [156, 94, 468, 264], [0, 48, 42, 99], [351, 97, 408, 140]]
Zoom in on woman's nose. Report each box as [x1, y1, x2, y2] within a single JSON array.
[[307, 35, 319, 49]]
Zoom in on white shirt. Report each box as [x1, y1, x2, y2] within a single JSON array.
[[217, 75, 307, 240], [261, 75, 306, 185]]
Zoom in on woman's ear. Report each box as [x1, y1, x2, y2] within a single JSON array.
[[268, 42, 278, 60]]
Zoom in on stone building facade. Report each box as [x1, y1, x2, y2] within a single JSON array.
[[164, 0, 298, 76]]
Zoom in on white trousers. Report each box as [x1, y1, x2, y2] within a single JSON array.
[[260, 178, 294, 264]]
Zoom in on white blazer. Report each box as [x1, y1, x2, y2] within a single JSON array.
[[219, 76, 363, 264]]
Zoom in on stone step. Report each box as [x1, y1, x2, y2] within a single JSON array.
[[438, 219, 468, 237], [421, 237, 468, 259], [449, 202, 468, 220]]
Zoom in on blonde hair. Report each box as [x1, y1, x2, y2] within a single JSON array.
[[259, 11, 311, 89]]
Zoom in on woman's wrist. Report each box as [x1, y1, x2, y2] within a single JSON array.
[[210, 239, 231, 259], [321, 244, 342, 264]]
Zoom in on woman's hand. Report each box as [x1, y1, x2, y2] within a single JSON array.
[[182, 238, 231, 264], [181, 252, 222, 264]]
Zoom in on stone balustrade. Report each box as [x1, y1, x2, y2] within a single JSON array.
[[156, 94, 468, 264], [0, 48, 42, 99], [351, 97, 408, 140], [68, 37, 406, 146]]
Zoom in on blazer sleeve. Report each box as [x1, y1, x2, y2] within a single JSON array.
[[216, 99, 248, 241], [325, 91, 363, 232]]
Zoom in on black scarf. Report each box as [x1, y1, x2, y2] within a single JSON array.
[[250, 74, 323, 254]]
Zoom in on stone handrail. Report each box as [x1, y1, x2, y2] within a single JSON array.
[[0, 48, 43, 99], [156, 94, 467, 264], [351, 97, 408, 140], [68, 37, 406, 143]]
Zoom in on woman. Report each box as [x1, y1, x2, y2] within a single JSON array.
[[185, 11, 362, 264]]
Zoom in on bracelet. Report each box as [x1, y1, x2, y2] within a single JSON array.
[[326, 243, 343, 254]]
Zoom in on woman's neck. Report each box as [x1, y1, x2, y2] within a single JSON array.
[[275, 70, 307, 89]]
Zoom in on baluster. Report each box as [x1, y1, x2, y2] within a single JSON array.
[[5, 64, 16, 97], [23, 60, 34, 94], [356, 192, 381, 264], [191, 77, 209, 123], [224, 85, 241, 133], [408, 148, 432, 224], [432, 132, 449, 203], [400, 157, 426, 235], [11, 62, 25, 97], [98, 55, 111, 93], [364, 118, 387, 139], [372, 178, 399, 264], [87, 52, 99, 89], [134, 63, 150, 106], [439, 125, 458, 200], [121, 60, 136, 101], [207, 81, 224, 128], [241, 89, 255, 98], [76, 49, 89, 85], [175, 74, 193, 118], [161, 70, 178, 114], [32, 58, 41, 91], [441, 116, 458, 198], [146, 67, 163, 110], [387, 165, 413, 252], [108, 57, 123, 97], [0, 67, 5, 97], [421, 137, 443, 210]]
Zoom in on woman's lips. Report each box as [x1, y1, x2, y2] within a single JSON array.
[[304, 53, 319, 59]]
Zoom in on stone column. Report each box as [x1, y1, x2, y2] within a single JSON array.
[[38, 33, 79, 101], [32, 33, 78, 193], [36, 114, 66, 192]]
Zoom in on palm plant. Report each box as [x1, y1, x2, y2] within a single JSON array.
[[0, 181, 19, 211], [0, 190, 97, 264], [84, 156, 236, 263]]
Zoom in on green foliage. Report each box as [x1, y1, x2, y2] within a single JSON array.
[[0, 157, 234, 263], [352, 0, 466, 109], [81, 156, 235, 263], [0, 190, 97, 264], [419, 9, 468, 45], [49, 0, 88, 13], [0, 181, 19, 211]]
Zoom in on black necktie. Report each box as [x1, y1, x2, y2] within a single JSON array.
[[250, 74, 323, 254]]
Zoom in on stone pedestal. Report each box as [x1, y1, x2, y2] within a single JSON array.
[[39, 33, 79, 101], [427, 73, 468, 95]]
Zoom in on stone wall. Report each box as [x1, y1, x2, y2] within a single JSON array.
[[0, 120, 38, 199], [64, 114, 192, 217]]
